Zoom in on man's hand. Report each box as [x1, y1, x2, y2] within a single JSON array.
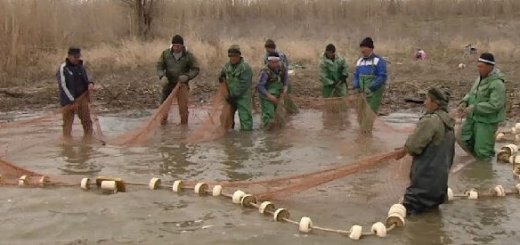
[[226, 95, 237, 105], [267, 94, 279, 104], [281, 86, 288, 97], [394, 147, 408, 160], [179, 75, 189, 84], [364, 87, 373, 98]]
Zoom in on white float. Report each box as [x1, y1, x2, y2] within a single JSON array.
[[273, 208, 290, 222], [258, 201, 275, 215], [148, 177, 161, 190], [172, 180, 183, 192], [494, 185, 506, 197], [349, 225, 363, 240], [387, 203, 407, 218], [232, 190, 246, 204], [194, 182, 209, 195], [240, 194, 257, 207], [371, 222, 387, 238], [18, 175, 29, 186], [298, 217, 313, 233], [466, 189, 478, 200], [80, 178, 90, 190], [212, 185, 223, 196], [100, 180, 118, 194]]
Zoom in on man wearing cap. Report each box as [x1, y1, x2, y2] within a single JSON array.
[[56, 47, 94, 138], [353, 37, 388, 113], [157, 34, 200, 125], [396, 87, 455, 215], [218, 45, 253, 131], [262, 39, 298, 115], [457, 53, 506, 160], [263, 39, 289, 68], [319, 44, 348, 98], [257, 52, 289, 128]]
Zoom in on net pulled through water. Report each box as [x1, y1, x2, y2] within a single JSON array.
[[185, 83, 234, 144]]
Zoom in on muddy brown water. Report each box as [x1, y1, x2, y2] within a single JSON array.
[[1, 109, 519, 244]]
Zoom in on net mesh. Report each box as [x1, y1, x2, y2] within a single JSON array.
[[185, 83, 233, 144]]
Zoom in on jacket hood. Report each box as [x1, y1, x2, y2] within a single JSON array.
[[433, 109, 455, 130], [486, 68, 505, 82]]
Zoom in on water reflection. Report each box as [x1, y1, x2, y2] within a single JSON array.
[[59, 142, 101, 175], [220, 132, 255, 180], [405, 209, 452, 245], [321, 110, 350, 131]]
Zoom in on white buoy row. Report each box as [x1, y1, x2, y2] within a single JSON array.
[[162, 180, 402, 240]]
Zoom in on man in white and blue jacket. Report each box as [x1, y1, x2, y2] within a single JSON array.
[[353, 37, 387, 113], [56, 47, 94, 138]]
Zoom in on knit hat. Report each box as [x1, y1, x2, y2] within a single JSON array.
[[228, 44, 241, 56], [171, 34, 184, 45], [325, 43, 336, 52], [478, 53, 495, 66], [360, 37, 374, 49], [264, 39, 276, 49], [427, 87, 450, 108], [67, 47, 81, 56]]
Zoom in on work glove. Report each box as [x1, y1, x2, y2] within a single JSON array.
[[158, 70, 165, 81], [364, 87, 373, 98], [218, 75, 226, 83], [340, 75, 347, 84], [226, 94, 238, 105], [179, 75, 189, 84]]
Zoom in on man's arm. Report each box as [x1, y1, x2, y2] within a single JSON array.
[[319, 60, 335, 86], [185, 53, 200, 80], [353, 61, 360, 90], [156, 51, 166, 78], [404, 115, 438, 156], [368, 57, 387, 91], [57, 64, 74, 104], [230, 64, 252, 98], [340, 58, 349, 82], [473, 80, 506, 115]]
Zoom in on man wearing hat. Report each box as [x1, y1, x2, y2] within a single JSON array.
[[261, 39, 298, 115], [257, 51, 289, 128], [353, 37, 388, 113], [396, 87, 456, 215], [457, 53, 506, 160], [157, 34, 200, 125], [218, 44, 253, 131], [319, 43, 349, 98], [56, 47, 94, 138], [263, 39, 289, 68]]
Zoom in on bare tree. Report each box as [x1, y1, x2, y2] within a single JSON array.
[[121, 0, 156, 38]]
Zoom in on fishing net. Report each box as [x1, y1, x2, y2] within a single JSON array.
[[108, 85, 180, 146], [180, 149, 407, 202], [185, 83, 234, 144]]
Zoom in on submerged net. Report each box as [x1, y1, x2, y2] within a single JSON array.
[[185, 83, 234, 144], [109, 85, 180, 146]]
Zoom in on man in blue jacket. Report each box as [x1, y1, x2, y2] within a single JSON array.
[[56, 47, 94, 138], [353, 37, 388, 113]]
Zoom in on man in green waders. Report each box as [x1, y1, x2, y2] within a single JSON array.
[[262, 39, 298, 115], [257, 52, 289, 128], [457, 53, 506, 161], [218, 45, 253, 131], [319, 43, 348, 98], [353, 37, 388, 113]]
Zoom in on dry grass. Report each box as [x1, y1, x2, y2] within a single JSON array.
[[1, 0, 519, 86]]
